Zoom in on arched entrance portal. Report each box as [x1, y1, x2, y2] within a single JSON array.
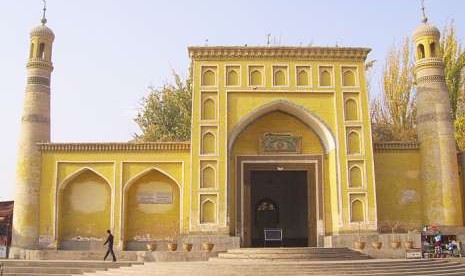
[[229, 100, 335, 247]]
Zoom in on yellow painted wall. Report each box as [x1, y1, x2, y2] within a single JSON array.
[[39, 149, 190, 247], [59, 170, 110, 240], [374, 149, 423, 229]]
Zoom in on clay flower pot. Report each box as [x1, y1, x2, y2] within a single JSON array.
[[183, 243, 193, 252], [202, 242, 214, 252], [146, 242, 157, 252], [167, 242, 178, 251], [371, 241, 382, 249], [390, 241, 401, 249], [354, 241, 366, 250], [404, 241, 414, 249]]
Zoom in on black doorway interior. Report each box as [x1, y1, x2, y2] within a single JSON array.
[[251, 170, 308, 247]]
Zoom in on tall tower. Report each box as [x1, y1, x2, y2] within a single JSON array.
[[12, 5, 54, 250], [413, 6, 463, 226]]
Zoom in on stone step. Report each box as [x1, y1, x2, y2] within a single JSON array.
[[226, 247, 355, 254], [0, 260, 138, 268], [81, 260, 465, 276]]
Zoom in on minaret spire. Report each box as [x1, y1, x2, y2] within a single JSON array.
[[41, 0, 47, 25], [421, 0, 428, 23]]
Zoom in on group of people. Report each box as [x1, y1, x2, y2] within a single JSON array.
[[422, 234, 461, 258]]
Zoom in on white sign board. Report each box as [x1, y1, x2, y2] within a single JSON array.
[[0, 246, 7, 258], [138, 192, 173, 204]]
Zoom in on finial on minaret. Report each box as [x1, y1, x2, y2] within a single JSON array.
[[41, 0, 47, 25], [421, 0, 428, 23]]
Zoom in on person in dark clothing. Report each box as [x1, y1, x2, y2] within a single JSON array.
[[103, 229, 116, 262]]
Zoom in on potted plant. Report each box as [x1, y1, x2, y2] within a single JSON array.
[[353, 221, 366, 250], [166, 222, 178, 251], [183, 235, 193, 252], [404, 228, 416, 249], [143, 233, 157, 251], [202, 231, 214, 252], [390, 222, 401, 249], [371, 225, 383, 249]]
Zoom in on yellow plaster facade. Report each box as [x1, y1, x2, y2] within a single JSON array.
[[12, 16, 465, 252]]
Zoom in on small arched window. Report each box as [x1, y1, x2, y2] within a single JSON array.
[[201, 200, 216, 223], [202, 132, 216, 155], [202, 98, 216, 120], [273, 69, 286, 86], [297, 69, 309, 86], [320, 70, 331, 86], [417, 44, 425, 59], [29, 43, 35, 59], [38, 43, 45, 59], [344, 99, 358, 121], [202, 69, 216, 86], [349, 166, 362, 188], [347, 131, 361, 155], [201, 166, 215, 189], [250, 70, 262, 86], [227, 69, 239, 86], [351, 200, 364, 222], [430, 42, 436, 57], [343, 70, 356, 86]]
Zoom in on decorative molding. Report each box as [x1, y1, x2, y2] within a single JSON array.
[[27, 59, 54, 71], [38, 142, 191, 152], [189, 46, 371, 61], [27, 76, 50, 86], [415, 57, 444, 68], [259, 133, 302, 154], [373, 142, 419, 150], [22, 114, 50, 123], [416, 75, 445, 84]]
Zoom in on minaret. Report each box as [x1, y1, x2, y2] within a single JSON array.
[[413, 3, 463, 226], [12, 3, 54, 250]]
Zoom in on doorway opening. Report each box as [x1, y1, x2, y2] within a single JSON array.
[[251, 170, 308, 247]]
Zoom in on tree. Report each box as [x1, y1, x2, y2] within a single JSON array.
[[134, 72, 192, 142], [370, 38, 417, 142], [441, 22, 465, 120]]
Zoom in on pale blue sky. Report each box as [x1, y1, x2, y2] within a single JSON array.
[[0, 0, 464, 200]]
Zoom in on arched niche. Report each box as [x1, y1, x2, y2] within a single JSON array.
[[250, 70, 262, 86], [202, 132, 216, 155], [343, 70, 356, 86], [227, 69, 239, 86], [201, 165, 216, 189], [344, 99, 359, 121], [200, 199, 216, 224], [349, 166, 362, 188], [297, 69, 309, 86], [38, 43, 46, 60], [417, 44, 425, 59], [273, 69, 286, 86], [430, 42, 436, 57], [29, 43, 35, 59], [320, 70, 331, 87], [351, 199, 365, 222], [124, 168, 180, 242], [202, 69, 216, 86], [347, 131, 361, 155], [202, 98, 216, 120], [58, 169, 111, 242]]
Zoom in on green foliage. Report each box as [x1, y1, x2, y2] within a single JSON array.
[[455, 115, 465, 151], [134, 72, 192, 142], [441, 22, 465, 119]]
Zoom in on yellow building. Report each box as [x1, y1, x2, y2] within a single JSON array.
[[10, 9, 465, 255]]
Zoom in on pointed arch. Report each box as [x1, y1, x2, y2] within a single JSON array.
[[250, 70, 262, 86], [417, 44, 425, 59], [342, 70, 356, 86], [202, 98, 216, 120], [228, 100, 336, 153], [430, 42, 436, 57], [202, 69, 216, 86], [320, 70, 331, 86], [347, 131, 361, 155], [349, 166, 363, 188], [227, 69, 239, 86], [297, 69, 309, 86], [351, 199, 365, 222], [122, 167, 182, 247], [201, 165, 216, 189], [59, 167, 111, 191], [202, 131, 216, 155], [200, 199, 216, 223], [344, 99, 358, 121], [273, 69, 286, 86]]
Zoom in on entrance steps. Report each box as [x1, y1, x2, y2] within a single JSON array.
[[212, 247, 371, 261], [0, 260, 142, 276], [82, 259, 465, 275]]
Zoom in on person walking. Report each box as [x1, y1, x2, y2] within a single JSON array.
[[103, 229, 117, 262]]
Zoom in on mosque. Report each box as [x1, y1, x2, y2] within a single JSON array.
[[10, 4, 465, 257]]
